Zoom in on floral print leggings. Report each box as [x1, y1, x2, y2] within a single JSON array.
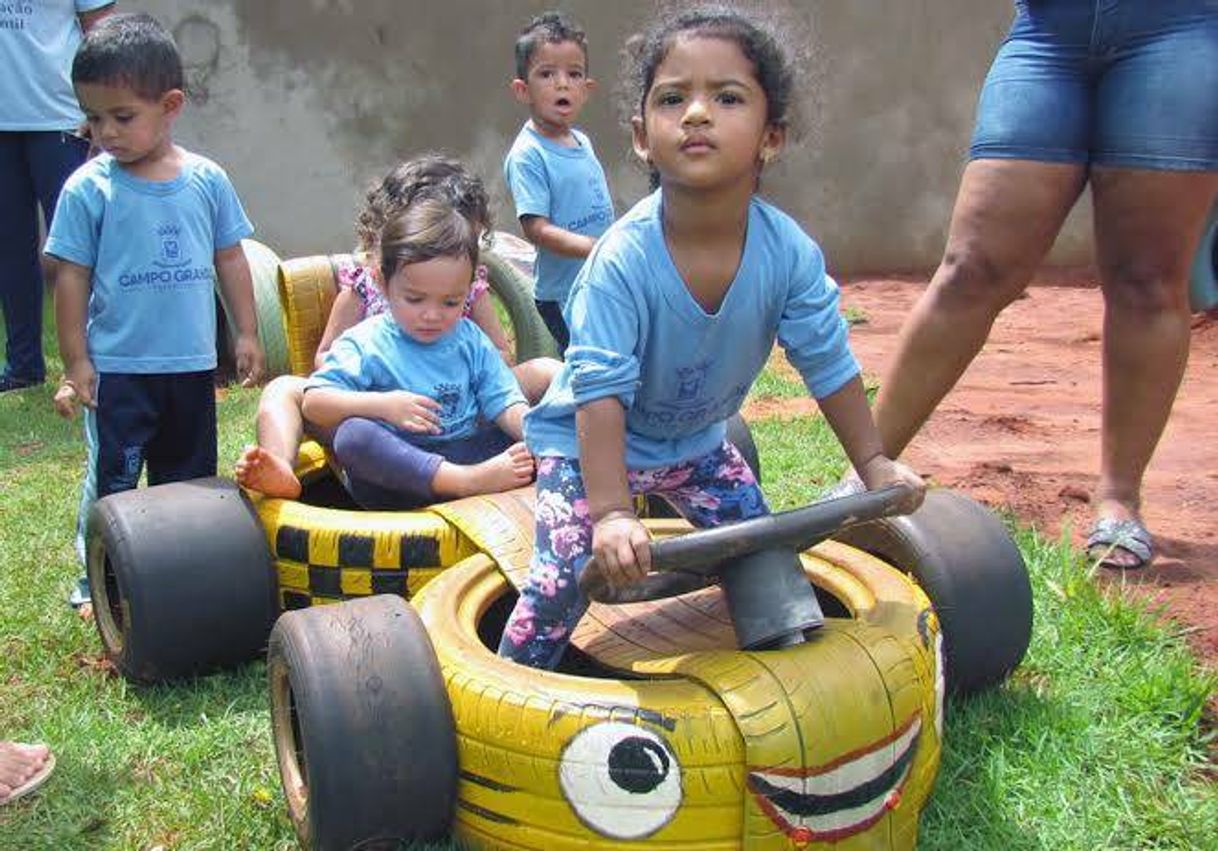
[[497, 440, 769, 669]]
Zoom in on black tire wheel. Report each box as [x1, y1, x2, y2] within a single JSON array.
[[481, 248, 556, 360], [86, 477, 277, 683], [726, 411, 761, 483], [643, 412, 761, 519], [268, 594, 457, 850], [832, 489, 1032, 697]]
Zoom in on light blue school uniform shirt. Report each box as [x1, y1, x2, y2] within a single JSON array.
[[307, 314, 526, 447], [524, 190, 861, 469], [0, 0, 113, 130], [44, 150, 254, 373], [503, 121, 614, 303]]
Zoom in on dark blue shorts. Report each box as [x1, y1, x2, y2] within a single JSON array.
[[76, 371, 217, 561], [971, 0, 1218, 170]]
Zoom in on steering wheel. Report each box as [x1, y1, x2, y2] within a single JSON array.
[[578, 484, 918, 606]]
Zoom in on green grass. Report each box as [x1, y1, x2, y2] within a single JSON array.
[[1, 314, 1215, 850]]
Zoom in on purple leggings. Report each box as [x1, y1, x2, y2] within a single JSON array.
[[498, 440, 768, 669], [332, 417, 513, 510]]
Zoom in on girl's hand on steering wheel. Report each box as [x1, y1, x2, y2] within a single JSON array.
[[860, 455, 926, 514], [590, 509, 651, 589]]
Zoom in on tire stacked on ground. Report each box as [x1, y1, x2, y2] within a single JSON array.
[[217, 239, 290, 379], [277, 249, 552, 377], [833, 489, 1033, 696], [267, 595, 457, 850], [86, 478, 278, 682]]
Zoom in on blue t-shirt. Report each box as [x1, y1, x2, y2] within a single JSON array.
[[503, 122, 614, 303], [524, 190, 860, 469], [44, 150, 254, 373], [0, 0, 113, 130], [307, 314, 526, 447]]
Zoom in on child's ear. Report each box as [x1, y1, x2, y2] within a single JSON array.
[[510, 78, 529, 104], [759, 124, 787, 166], [630, 115, 650, 164], [584, 77, 598, 95], [162, 88, 185, 117]]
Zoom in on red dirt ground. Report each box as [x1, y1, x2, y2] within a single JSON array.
[[820, 274, 1218, 687]]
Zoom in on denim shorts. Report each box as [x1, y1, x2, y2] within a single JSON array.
[[970, 0, 1218, 170]]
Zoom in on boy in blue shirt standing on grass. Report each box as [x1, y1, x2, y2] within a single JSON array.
[[505, 11, 614, 353], [45, 13, 264, 610]]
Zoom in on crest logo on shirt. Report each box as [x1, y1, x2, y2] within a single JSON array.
[[154, 223, 188, 268], [675, 361, 710, 403], [434, 382, 462, 425]]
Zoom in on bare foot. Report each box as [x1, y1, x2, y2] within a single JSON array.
[[435, 442, 535, 498], [0, 742, 52, 804], [234, 445, 302, 499]]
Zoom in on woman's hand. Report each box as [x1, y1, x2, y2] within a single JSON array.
[[590, 509, 651, 589], [858, 455, 926, 514], [382, 391, 443, 434]]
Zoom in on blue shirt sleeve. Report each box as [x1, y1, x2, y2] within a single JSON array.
[[564, 249, 643, 409], [504, 145, 552, 220], [777, 234, 860, 399], [43, 174, 100, 268], [306, 332, 375, 393], [205, 164, 254, 249]]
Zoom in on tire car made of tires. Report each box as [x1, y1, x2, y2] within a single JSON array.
[[833, 488, 1032, 696], [86, 477, 278, 682], [268, 594, 458, 850]]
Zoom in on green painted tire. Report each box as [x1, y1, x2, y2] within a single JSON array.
[[218, 238, 290, 379], [481, 248, 556, 360]]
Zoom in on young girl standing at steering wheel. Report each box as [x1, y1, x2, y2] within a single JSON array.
[[499, 7, 924, 670]]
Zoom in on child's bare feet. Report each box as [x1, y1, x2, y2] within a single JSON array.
[[436, 442, 535, 498], [234, 445, 302, 499]]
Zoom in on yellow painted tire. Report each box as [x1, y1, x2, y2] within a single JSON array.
[[278, 253, 342, 378], [412, 536, 944, 850], [277, 250, 556, 376], [250, 441, 478, 610]]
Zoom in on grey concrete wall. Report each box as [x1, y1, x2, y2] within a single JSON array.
[[136, 0, 1092, 273]]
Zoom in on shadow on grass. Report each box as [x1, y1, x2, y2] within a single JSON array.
[[123, 661, 271, 729]]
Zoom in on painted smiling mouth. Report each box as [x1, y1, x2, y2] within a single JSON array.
[[747, 713, 921, 842]]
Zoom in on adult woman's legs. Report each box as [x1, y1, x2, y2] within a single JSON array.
[[1088, 168, 1218, 566], [873, 159, 1086, 458]]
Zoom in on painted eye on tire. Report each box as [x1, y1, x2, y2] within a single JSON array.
[[558, 720, 683, 839]]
